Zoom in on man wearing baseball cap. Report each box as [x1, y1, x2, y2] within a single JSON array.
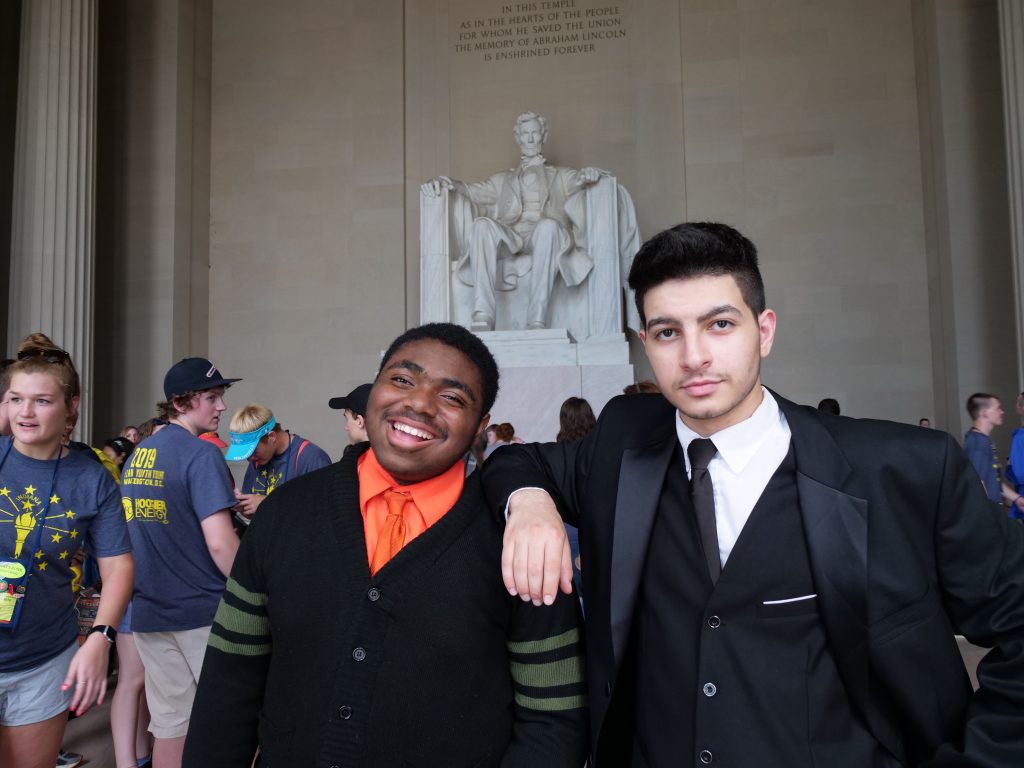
[[121, 357, 241, 768], [329, 383, 372, 456]]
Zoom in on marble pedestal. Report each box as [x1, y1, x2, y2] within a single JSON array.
[[478, 329, 634, 442]]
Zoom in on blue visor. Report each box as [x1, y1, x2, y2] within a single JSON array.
[[225, 416, 276, 461]]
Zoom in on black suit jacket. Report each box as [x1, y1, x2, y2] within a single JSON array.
[[482, 391, 1024, 766]]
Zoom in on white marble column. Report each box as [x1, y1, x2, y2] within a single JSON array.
[[1000, 0, 1024, 387], [8, 0, 97, 438]]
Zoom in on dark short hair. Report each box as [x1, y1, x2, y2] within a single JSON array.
[[378, 323, 500, 417], [966, 392, 999, 420], [628, 222, 766, 326], [817, 398, 840, 416]]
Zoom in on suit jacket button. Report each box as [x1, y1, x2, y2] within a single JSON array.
[[699, 749, 714, 763], [367, 587, 381, 601], [707, 615, 721, 628], [702, 682, 717, 697], [352, 647, 367, 662], [339, 705, 353, 720]]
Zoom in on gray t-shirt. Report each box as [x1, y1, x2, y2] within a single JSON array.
[[122, 424, 236, 632], [240, 433, 330, 496], [0, 438, 130, 671]]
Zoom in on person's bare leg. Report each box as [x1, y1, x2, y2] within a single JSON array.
[[111, 632, 148, 767], [0, 711, 67, 768], [136, 691, 153, 761], [153, 735, 185, 768]]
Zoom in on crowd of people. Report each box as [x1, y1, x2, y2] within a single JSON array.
[[0, 221, 1023, 768]]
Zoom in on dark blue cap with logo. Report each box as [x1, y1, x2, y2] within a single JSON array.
[[163, 357, 241, 399]]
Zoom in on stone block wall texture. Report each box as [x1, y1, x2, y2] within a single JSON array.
[[83, 0, 1013, 454]]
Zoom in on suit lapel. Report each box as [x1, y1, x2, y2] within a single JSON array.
[[610, 434, 677, 666], [780, 395, 903, 760]]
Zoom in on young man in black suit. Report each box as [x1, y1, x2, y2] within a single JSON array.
[[485, 222, 1024, 766]]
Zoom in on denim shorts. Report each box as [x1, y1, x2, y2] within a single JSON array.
[[0, 640, 76, 726]]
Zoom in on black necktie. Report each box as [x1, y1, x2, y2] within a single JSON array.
[[687, 438, 721, 583]]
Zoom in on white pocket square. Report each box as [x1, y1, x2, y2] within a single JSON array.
[[762, 593, 817, 605]]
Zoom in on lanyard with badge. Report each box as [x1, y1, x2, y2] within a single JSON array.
[[0, 440, 62, 630]]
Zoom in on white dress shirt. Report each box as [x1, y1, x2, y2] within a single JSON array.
[[675, 387, 792, 567]]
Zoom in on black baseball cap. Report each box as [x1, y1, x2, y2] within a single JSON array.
[[328, 383, 372, 416], [163, 357, 241, 399]]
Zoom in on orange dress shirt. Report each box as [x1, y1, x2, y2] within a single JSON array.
[[357, 449, 465, 573]]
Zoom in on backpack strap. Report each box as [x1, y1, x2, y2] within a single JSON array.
[[294, 439, 310, 469]]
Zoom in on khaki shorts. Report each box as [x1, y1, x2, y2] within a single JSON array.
[[134, 626, 211, 739]]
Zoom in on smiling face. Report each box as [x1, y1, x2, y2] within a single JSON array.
[[176, 387, 227, 435], [6, 371, 77, 458], [639, 274, 777, 437], [366, 339, 489, 484]]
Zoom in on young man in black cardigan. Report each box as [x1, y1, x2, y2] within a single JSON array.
[[182, 323, 587, 767]]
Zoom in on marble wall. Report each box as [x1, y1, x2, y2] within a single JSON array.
[[679, 1, 934, 425], [94, 0, 213, 438], [77, 0, 1016, 457], [206, 0, 406, 458], [915, 0, 1016, 441]]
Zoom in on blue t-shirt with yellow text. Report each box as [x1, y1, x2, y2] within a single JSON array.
[[0, 438, 130, 671], [122, 425, 236, 632]]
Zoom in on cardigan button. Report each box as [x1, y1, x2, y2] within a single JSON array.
[[702, 682, 717, 697], [338, 705, 352, 720], [352, 647, 367, 662], [367, 587, 381, 602]]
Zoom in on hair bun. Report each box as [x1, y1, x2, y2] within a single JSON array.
[[16, 332, 62, 356]]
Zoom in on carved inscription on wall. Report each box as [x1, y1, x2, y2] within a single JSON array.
[[453, 1, 626, 61]]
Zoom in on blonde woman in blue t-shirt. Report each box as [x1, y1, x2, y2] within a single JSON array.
[[0, 333, 133, 768]]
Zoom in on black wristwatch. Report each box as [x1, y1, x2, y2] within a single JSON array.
[[88, 624, 117, 643]]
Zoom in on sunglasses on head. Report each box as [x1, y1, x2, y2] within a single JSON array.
[[17, 347, 72, 364]]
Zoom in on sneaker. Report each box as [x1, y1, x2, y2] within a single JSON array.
[[56, 749, 83, 768]]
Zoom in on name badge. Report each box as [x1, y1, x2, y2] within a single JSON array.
[[0, 560, 29, 630]]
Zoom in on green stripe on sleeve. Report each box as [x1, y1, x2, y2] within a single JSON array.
[[506, 628, 580, 655], [510, 655, 584, 688], [225, 577, 269, 608], [213, 599, 271, 638], [513, 692, 588, 712], [207, 631, 272, 657]]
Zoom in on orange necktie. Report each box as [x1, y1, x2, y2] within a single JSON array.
[[371, 490, 409, 574]]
